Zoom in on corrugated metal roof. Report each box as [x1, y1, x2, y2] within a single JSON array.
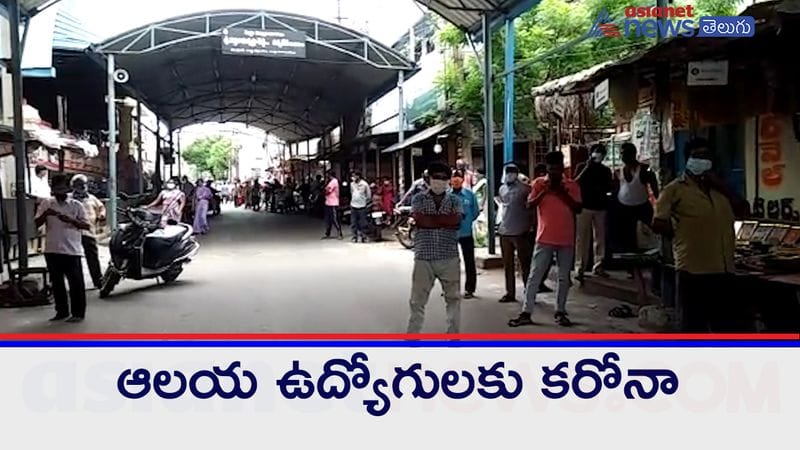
[[415, 0, 538, 33], [53, 8, 97, 50], [530, 61, 615, 97]]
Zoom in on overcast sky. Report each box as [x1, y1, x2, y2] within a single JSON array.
[[61, 0, 425, 46]]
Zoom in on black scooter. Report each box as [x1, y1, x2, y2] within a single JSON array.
[[99, 207, 200, 298]]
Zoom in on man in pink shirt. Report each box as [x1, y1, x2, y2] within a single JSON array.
[[509, 151, 582, 327], [322, 170, 343, 239]]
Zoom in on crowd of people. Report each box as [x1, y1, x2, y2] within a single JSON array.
[[405, 138, 744, 334]]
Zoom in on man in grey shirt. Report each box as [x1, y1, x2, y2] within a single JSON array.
[[349, 171, 371, 243], [498, 163, 534, 303]]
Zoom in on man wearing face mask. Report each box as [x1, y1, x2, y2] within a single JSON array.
[[71, 175, 106, 289], [510, 151, 582, 328], [349, 171, 371, 243], [574, 144, 613, 281], [35, 174, 92, 323], [497, 162, 533, 304], [407, 162, 464, 333], [653, 138, 747, 332]]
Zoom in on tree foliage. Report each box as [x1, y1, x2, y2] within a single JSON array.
[[182, 135, 237, 179], [435, 0, 743, 139]]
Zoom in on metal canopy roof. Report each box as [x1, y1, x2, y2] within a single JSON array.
[[414, 0, 539, 33], [91, 10, 414, 142], [0, 0, 57, 16]]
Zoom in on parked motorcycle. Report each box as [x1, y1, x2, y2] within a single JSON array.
[[99, 207, 200, 298], [392, 206, 415, 249]]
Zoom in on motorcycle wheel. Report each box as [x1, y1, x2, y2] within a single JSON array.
[[99, 268, 121, 299], [161, 265, 183, 284], [396, 226, 415, 249]]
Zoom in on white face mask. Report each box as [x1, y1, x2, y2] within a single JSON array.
[[686, 157, 712, 176], [430, 179, 449, 195], [166, 183, 176, 190], [504, 173, 519, 184]]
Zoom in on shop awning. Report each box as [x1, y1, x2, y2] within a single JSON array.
[[530, 60, 615, 97], [381, 119, 461, 154]]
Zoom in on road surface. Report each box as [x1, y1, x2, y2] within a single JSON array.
[[0, 206, 642, 334]]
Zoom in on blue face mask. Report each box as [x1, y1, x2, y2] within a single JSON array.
[[686, 157, 712, 176]]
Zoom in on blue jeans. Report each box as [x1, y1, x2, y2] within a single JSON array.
[[523, 244, 574, 315]]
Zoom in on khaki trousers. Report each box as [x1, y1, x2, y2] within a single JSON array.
[[407, 258, 461, 334], [575, 209, 606, 273]]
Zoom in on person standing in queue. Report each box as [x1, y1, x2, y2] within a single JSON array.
[[322, 170, 343, 239], [146, 177, 186, 227], [70, 174, 106, 289], [652, 138, 747, 332], [451, 169, 480, 299], [510, 151, 582, 328], [574, 144, 613, 281], [349, 171, 371, 243], [497, 162, 533, 303], [180, 176, 195, 223], [455, 159, 475, 188], [407, 161, 464, 333], [36, 174, 91, 323], [528, 164, 553, 294], [193, 179, 212, 235]]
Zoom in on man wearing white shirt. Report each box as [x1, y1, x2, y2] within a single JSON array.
[[35, 174, 91, 323], [349, 171, 371, 243]]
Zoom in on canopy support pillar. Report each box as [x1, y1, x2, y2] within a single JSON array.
[[107, 54, 118, 231], [503, 18, 515, 165], [482, 14, 497, 255], [136, 101, 144, 193], [9, 0, 27, 268], [397, 70, 406, 190]]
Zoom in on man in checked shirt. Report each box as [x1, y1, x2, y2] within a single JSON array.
[[406, 162, 465, 334]]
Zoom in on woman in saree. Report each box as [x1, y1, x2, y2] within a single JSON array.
[[193, 179, 212, 235], [146, 177, 186, 228]]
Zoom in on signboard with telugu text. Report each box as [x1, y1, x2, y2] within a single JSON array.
[[221, 28, 307, 58]]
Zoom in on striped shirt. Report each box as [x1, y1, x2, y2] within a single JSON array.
[[411, 191, 463, 261]]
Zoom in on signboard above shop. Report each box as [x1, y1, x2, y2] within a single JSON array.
[[594, 79, 609, 109], [687, 60, 729, 86], [221, 28, 307, 58]]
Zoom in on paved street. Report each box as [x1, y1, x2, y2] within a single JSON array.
[[0, 206, 643, 334]]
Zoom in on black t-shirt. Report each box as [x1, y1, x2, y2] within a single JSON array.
[[576, 162, 613, 211]]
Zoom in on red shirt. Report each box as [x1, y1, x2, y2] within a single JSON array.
[[528, 176, 581, 247]]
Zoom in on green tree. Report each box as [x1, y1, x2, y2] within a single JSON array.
[[182, 135, 237, 179], [435, 0, 742, 137]]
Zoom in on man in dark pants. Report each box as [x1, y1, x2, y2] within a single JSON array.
[[451, 169, 480, 298], [322, 171, 343, 239], [349, 171, 372, 243], [497, 163, 533, 303], [71, 174, 106, 289], [35, 174, 92, 323], [652, 138, 748, 331]]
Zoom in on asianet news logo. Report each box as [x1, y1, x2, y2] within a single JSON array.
[[588, 6, 755, 39]]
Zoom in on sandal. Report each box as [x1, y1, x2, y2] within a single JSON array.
[[508, 314, 534, 327], [554, 312, 572, 327], [608, 305, 636, 318]]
